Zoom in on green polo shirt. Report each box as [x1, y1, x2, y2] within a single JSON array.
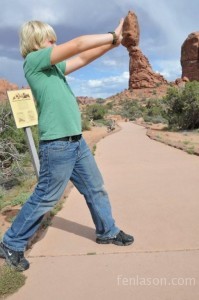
[[23, 47, 82, 140]]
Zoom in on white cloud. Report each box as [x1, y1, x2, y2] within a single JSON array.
[[102, 59, 117, 67], [88, 72, 129, 88], [154, 60, 182, 81], [68, 71, 129, 98], [88, 79, 103, 88]]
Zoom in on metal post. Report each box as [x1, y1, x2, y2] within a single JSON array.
[[24, 127, 40, 179]]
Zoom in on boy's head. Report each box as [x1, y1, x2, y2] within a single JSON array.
[[20, 21, 57, 58]]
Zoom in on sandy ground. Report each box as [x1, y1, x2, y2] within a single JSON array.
[[145, 123, 199, 155], [5, 122, 199, 300]]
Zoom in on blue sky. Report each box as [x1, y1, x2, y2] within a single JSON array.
[[0, 0, 198, 98]]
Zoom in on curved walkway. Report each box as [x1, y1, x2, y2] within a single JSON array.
[[8, 122, 199, 300]]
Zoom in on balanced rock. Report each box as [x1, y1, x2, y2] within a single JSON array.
[[122, 11, 167, 89], [122, 11, 140, 48], [181, 32, 199, 81]]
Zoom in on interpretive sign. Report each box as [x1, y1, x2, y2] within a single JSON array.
[[7, 89, 38, 128], [7, 89, 40, 179]]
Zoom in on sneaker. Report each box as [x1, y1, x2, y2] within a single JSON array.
[[0, 242, 29, 271], [96, 230, 134, 246]]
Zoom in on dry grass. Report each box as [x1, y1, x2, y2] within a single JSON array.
[[0, 265, 26, 298]]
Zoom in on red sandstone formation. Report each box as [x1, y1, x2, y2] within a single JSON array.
[[0, 79, 18, 101], [77, 96, 96, 105], [181, 32, 199, 81], [122, 11, 140, 48], [175, 76, 189, 89], [122, 11, 167, 89]]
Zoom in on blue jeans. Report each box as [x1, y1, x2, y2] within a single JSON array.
[[3, 137, 119, 251]]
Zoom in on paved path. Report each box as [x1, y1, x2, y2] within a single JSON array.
[[8, 122, 199, 299]]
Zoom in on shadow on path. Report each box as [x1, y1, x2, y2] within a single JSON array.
[[51, 216, 96, 241]]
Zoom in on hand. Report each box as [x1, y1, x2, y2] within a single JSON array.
[[114, 18, 124, 46]]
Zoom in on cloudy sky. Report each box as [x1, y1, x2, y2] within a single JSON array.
[[0, 0, 198, 98]]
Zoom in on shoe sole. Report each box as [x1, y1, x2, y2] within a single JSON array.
[[0, 246, 6, 258], [96, 239, 134, 246], [0, 245, 28, 272]]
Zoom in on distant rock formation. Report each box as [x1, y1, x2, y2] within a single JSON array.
[[122, 11, 168, 89], [181, 32, 199, 81], [0, 79, 18, 101], [175, 76, 189, 89], [76, 96, 96, 105]]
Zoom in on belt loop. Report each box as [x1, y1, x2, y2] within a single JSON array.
[[69, 136, 72, 142]]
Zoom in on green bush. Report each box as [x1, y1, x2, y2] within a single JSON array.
[[81, 118, 91, 131], [105, 101, 114, 110], [95, 119, 110, 126], [142, 99, 167, 123], [119, 98, 167, 123], [85, 104, 106, 120], [120, 100, 143, 119], [143, 115, 167, 124], [163, 81, 199, 130]]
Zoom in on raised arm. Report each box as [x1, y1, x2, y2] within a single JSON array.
[[50, 19, 124, 66], [65, 40, 116, 75]]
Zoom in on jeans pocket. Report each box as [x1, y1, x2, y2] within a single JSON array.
[[49, 141, 71, 151]]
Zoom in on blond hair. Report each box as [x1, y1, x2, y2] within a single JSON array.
[[20, 21, 57, 58]]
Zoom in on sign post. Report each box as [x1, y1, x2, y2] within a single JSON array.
[[23, 127, 40, 179], [7, 89, 40, 179]]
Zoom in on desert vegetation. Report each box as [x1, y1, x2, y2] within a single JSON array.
[[1, 81, 199, 187], [163, 81, 199, 130], [0, 265, 26, 298]]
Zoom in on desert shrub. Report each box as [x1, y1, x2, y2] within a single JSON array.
[[144, 99, 163, 115], [95, 118, 111, 127], [85, 104, 106, 120], [119, 98, 166, 123], [96, 98, 105, 104], [143, 115, 167, 124], [0, 101, 39, 179], [142, 99, 167, 123], [0, 102, 28, 153], [120, 100, 143, 120], [81, 118, 91, 131], [163, 81, 199, 130], [105, 101, 114, 110]]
